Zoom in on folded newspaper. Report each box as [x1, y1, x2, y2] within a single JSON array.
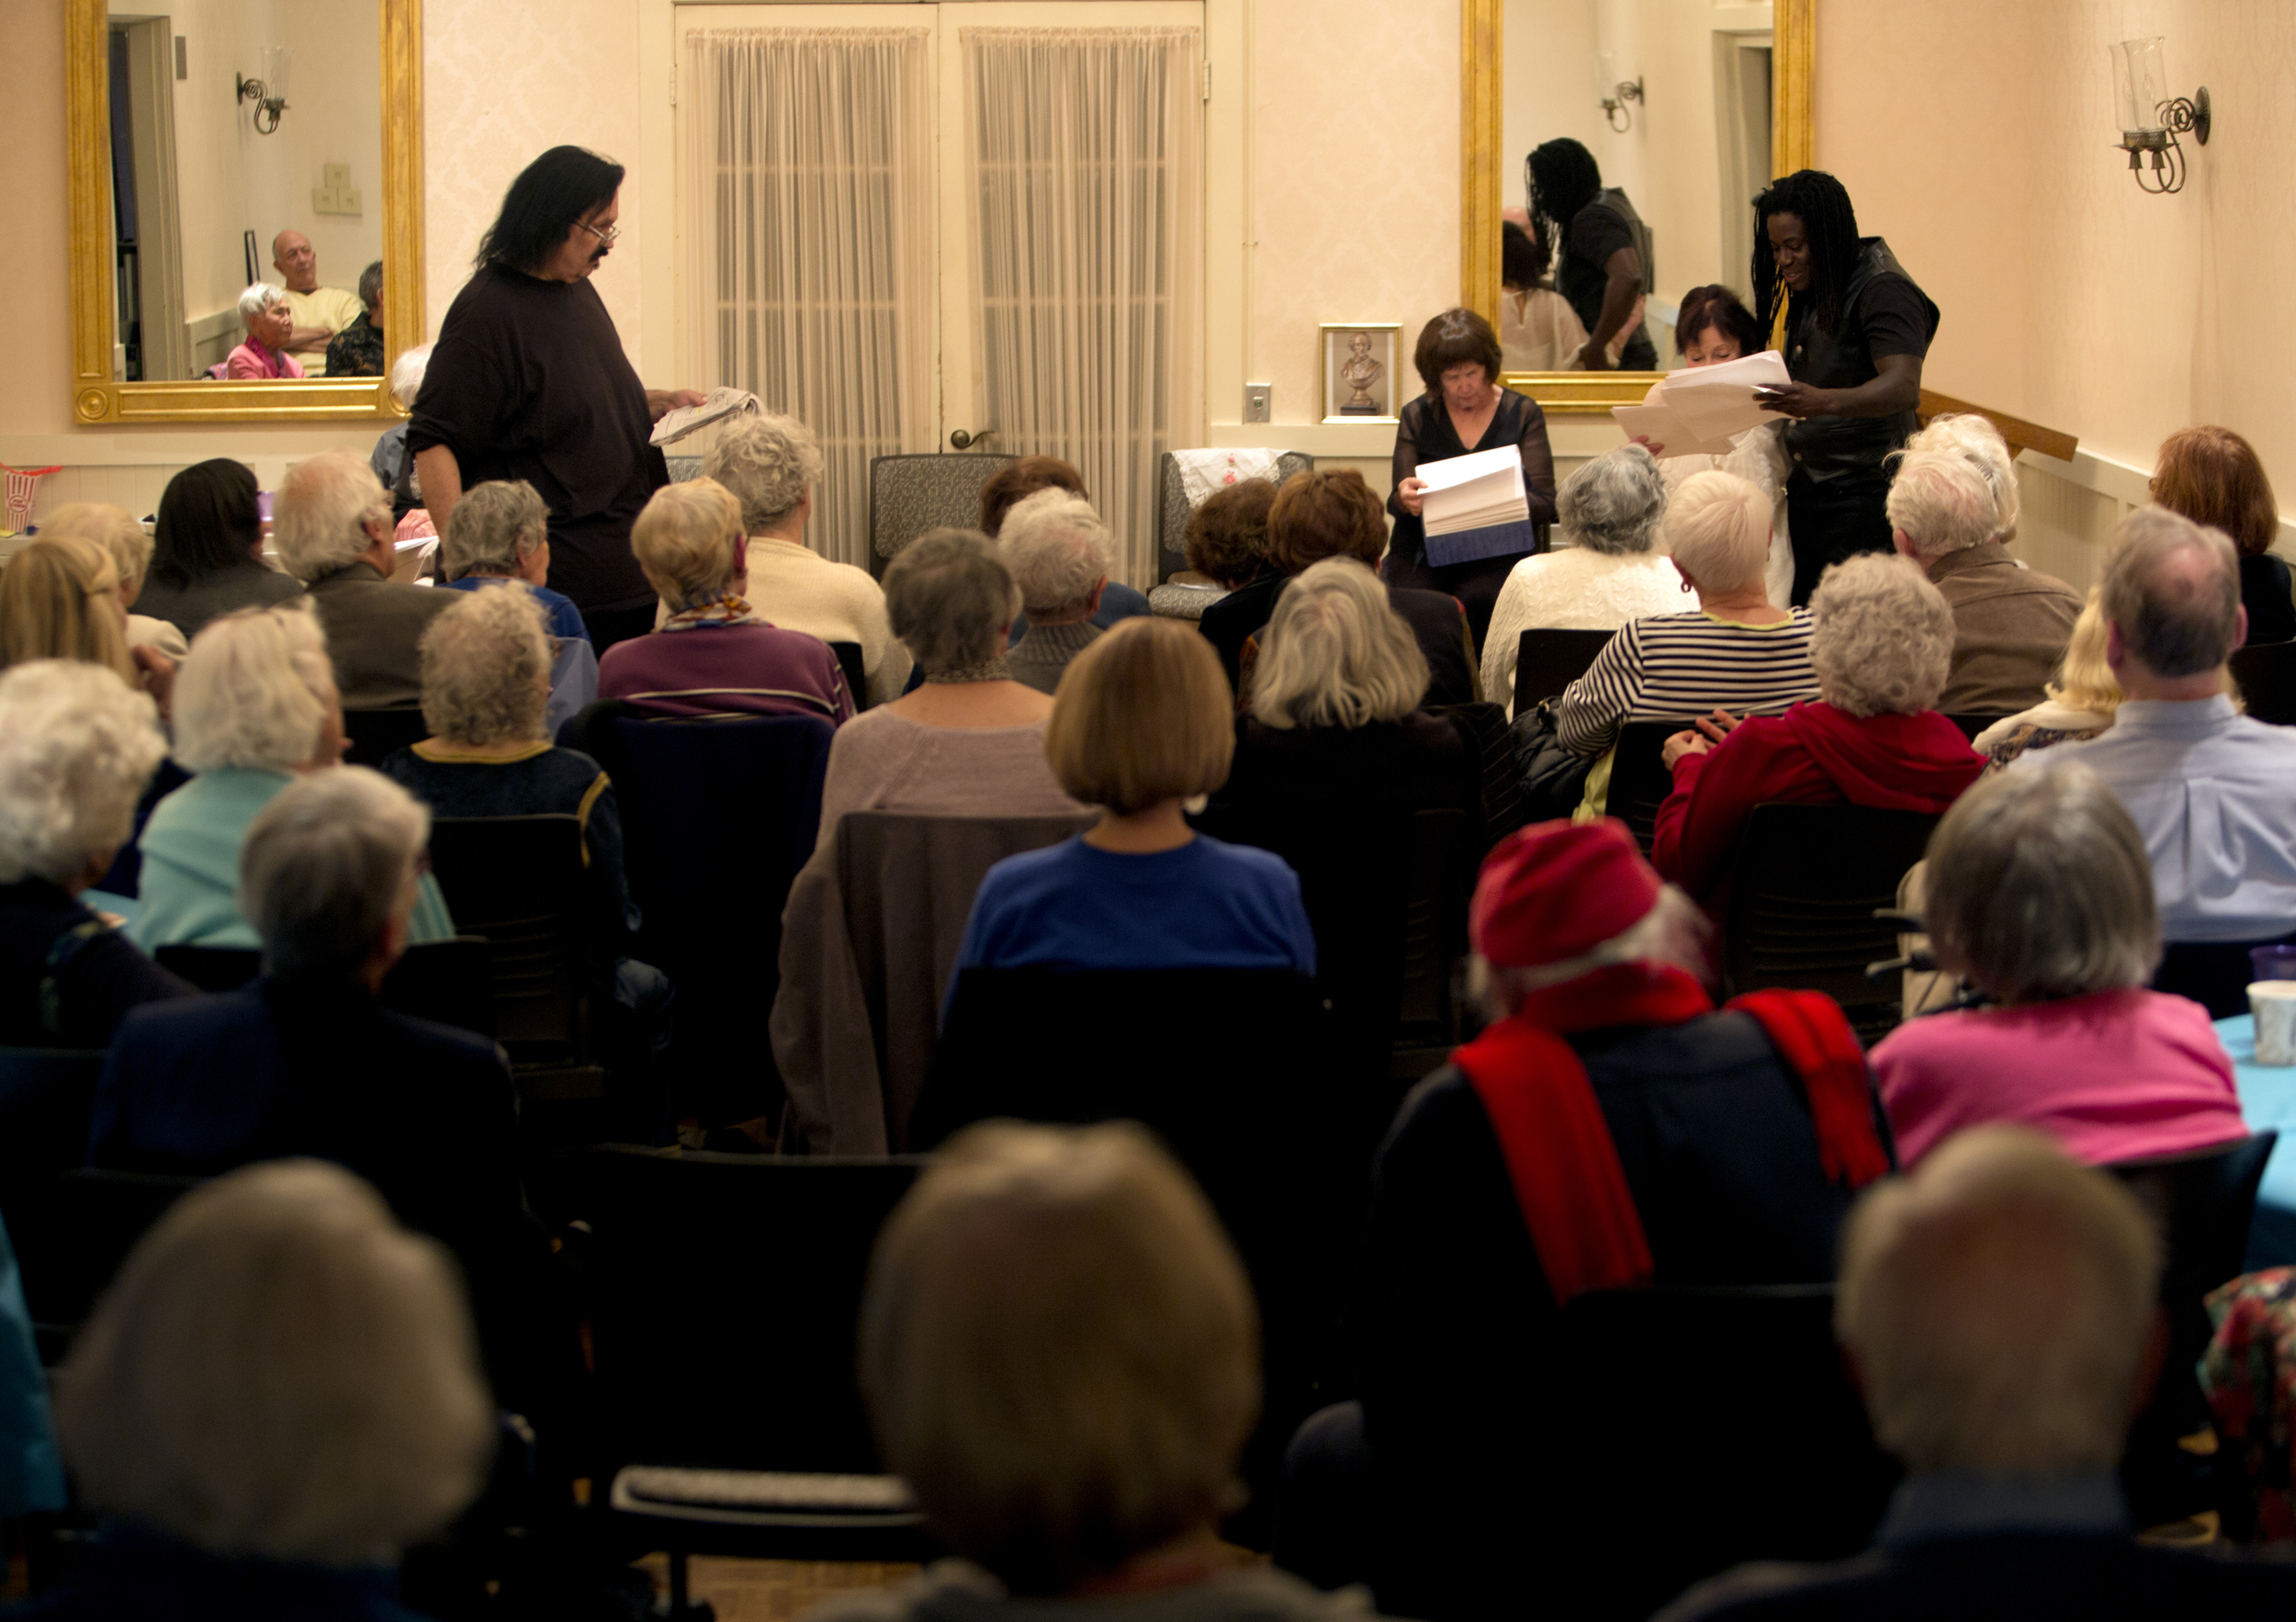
[[649, 387, 764, 447]]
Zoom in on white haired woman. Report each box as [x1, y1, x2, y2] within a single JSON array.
[[701, 412, 912, 704], [372, 342, 435, 524], [816, 528, 1084, 850], [998, 488, 1117, 694], [224, 282, 306, 380], [133, 605, 454, 953], [1871, 761, 2247, 1168], [0, 660, 195, 1046], [1480, 445, 1688, 714], [38, 502, 191, 660], [41, 1160, 495, 1617], [1651, 552, 1984, 921], [1552, 469, 1820, 816], [436, 478, 590, 641]]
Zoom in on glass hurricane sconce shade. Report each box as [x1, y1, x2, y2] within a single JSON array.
[[236, 43, 291, 135], [1590, 51, 1644, 133], [2110, 36, 2209, 195]]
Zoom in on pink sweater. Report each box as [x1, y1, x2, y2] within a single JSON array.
[[1872, 988, 2248, 1167]]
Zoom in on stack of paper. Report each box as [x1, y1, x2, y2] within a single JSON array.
[[1420, 446, 1528, 535], [650, 386, 764, 446], [1609, 348, 1792, 457]]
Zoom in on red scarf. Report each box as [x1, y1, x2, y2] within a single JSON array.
[[1453, 963, 1890, 1306]]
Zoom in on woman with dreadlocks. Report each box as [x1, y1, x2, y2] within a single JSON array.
[[1747, 169, 1940, 605], [1526, 137, 1658, 372]]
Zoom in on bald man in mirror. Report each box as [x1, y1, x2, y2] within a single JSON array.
[[270, 231, 363, 378]]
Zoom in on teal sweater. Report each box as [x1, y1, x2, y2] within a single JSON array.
[[133, 767, 455, 951]]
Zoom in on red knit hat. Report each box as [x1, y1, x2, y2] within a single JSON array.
[[1470, 818, 1662, 968]]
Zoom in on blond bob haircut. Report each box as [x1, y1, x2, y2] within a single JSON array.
[[632, 478, 745, 610], [1808, 553, 1954, 717], [1885, 449, 1998, 558], [1926, 760, 2159, 1002], [41, 501, 155, 597], [2045, 589, 2122, 717], [58, 1159, 494, 1567], [1662, 469, 1771, 595], [273, 450, 391, 583], [860, 1121, 1259, 1593], [999, 489, 1113, 618], [0, 534, 133, 682], [1250, 558, 1428, 730], [1046, 617, 1233, 813], [1904, 412, 2020, 541], [441, 479, 548, 582], [1838, 1125, 2161, 1475], [420, 583, 551, 746], [173, 605, 336, 774], [703, 411, 824, 534], [883, 528, 1021, 675], [0, 659, 166, 885]]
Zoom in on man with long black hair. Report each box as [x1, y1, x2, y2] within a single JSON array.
[[409, 146, 703, 652], [1748, 169, 1939, 605], [1526, 137, 1657, 372]]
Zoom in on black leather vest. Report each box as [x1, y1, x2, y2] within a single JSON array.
[[1781, 238, 1938, 481]]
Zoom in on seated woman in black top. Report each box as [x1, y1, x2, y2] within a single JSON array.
[[1381, 310, 1557, 647], [0, 659, 194, 1047], [1526, 136, 1657, 370], [2151, 424, 2296, 646]]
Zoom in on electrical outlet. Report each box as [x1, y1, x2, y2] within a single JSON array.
[[312, 187, 336, 213], [1244, 383, 1272, 423], [341, 189, 361, 215], [324, 163, 351, 189]]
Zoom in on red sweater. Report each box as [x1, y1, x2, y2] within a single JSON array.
[[1652, 702, 1984, 918]]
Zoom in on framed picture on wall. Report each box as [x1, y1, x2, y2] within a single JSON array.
[[1320, 323, 1401, 424]]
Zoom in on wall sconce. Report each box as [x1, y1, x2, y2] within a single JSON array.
[[2110, 37, 2208, 195], [1591, 51, 1643, 133], [235, 44, 291, 136]]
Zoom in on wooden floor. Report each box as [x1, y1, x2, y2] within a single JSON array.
[[636, 1555, 921, 1621]]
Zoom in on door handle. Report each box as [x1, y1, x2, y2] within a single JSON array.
[[949, 428, 995, 450]]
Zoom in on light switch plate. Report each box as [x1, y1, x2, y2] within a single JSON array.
[[312, 187, 337, 213], [341, 188, 362, 215], [1244, 383, 1271, 423]]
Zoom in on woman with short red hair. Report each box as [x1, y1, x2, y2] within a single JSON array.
[[2152, 425, 2291, 645]]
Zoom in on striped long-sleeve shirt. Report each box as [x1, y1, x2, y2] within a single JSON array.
[[1556, 609, 1820, 755]]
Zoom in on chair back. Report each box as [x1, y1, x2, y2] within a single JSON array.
[[12, 1167, 200, 1361], [1513, 627, 1615, 710], [150, 939, 498, 1039], [341, 704, 431, 768], [547, 636, 602, 738], [1154, 450, 1313, 581], [1604, 719, 1691, 852], [1548, 1284, 1896, 1620], [427, 817, 591, 1060], [1394, 808, 1477, 1048], [1941, 711, 2008, 743], [153, 942, 262, 991], [867, 454, 1014, 580], [827, 641, 869, 710], [2231, 640, 2296, 727], [0, 1047, 106, 1206], [1723, 802, 1941, 1046], [577, 1147, 927, 1473], [2154, 933, 2296, 1020]]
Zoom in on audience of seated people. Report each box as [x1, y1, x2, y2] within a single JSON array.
[[978, 455, 1152, 634], [952, 617, 1315, 987], [1887, 441, 2081, 715], [1278, 818, 1890, 1620], [2151, 424, 2294, 646], [35, 503, 189, 662], [1652, 552, 1985, 921], [132, 458, 305, 638], [815, 527, 1084, 850], [1482, 444, 1689, 715], [598, 477, 853, 724], [701, 412, 913, 704], [133, 605, 455, 952], [1665, 1127, 2296, 1619], [997, 488, 1119, 694], [432, 477, 597, 732], [0, 660, 193, 1047], [1201, 467, 1479, 707], [0, 534, 171, 717], [1872, 761, 2247, 1167], [1971, 587, 2122, 767], [1555, 469, 1820, 811], [224, 283, 306, 380], [23, 1160, 496, 1622], [1182, 476, 1277, 591], [273, 448, 455, 709]]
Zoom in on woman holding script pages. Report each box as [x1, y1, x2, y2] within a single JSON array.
[[1384, 310, 1557, 648]]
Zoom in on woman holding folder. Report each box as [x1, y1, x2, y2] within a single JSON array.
[[1384, 309, 1557, 648]]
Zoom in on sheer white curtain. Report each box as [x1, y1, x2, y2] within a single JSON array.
[[681, 29, 936, 569], [962, 28, 1204, 588]]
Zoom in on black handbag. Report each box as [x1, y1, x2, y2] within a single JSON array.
[[1511, 699, 1596, 824]]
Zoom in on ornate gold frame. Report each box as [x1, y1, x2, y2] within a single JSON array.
[[1462, 0, 1814, 413], [65, 0, 424, 424]]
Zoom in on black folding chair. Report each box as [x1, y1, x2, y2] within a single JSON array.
[[1604, 719, 1694, 853], [11, 1167, 200, 1365], [341, 705, 432, 768], [2231, 641, 2296, 726], [1513, 627, 1615, 710], [827, 640, 869, 711], [152, 939, 498, 1040], [1723, 802, 1943, 1046]]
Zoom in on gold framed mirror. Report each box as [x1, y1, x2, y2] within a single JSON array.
[[64, 0, 422, 424], [1462, 0, 1812, 412]]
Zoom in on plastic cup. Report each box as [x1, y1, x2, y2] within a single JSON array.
[[2252, 946, 2296, 984], [2252, 982, 2296, 1065]]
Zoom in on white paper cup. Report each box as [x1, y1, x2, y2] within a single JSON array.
[[2252, 982, 2296, 1065]]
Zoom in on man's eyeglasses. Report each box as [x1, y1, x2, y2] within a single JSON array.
[[580, 220, 620, 247]]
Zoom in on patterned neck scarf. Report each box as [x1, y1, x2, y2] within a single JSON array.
[[663, 591, 759, 629]]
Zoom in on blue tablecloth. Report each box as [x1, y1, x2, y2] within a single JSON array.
[[2215, 1014, 2296, 1268]]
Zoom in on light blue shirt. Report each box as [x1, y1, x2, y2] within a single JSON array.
[[2020, 695, 2296, 942]]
